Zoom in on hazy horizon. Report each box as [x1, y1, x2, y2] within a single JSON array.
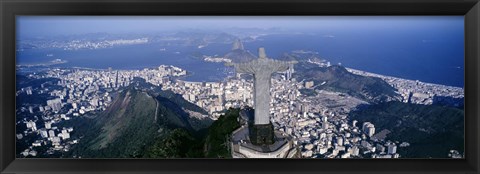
[[17, 16, 463, 38]]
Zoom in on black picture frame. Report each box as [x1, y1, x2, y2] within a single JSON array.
[[1, 0, 479, 173]]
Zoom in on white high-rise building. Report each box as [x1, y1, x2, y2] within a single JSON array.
[[305, 81, 314, 89], [28, 106, 34, 114], [47, 98, 62, 112], [367, 127, 375, 137], [336, 136, 344, 146], [72, 102, 78, 109], [48, 130, 56, 138], [45, 121, 52, 129], [40, 130, 48, 138], [388, 144, 397, 154], [25, 87, 33, 95], [362, 122, 375, 137], [61, 129, 70, 140], [90, 98, 99, 107], [26, 120, 37, 131], [322, 116, 329, 130]]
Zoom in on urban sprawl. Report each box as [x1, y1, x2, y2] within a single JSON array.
[[16, 60, 464, 158]]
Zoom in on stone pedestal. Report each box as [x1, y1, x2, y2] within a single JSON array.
[[249, 123, 274, 145], [231, 125, 299, 158]]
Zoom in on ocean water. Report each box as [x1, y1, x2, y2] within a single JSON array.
[[245, 33, 464, 88], [16, 43, 232, 82], [16, 33, 464, 87]]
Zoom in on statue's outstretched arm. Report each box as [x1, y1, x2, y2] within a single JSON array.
[[225, 62, 255, 74], [272, 60, 297, 72]]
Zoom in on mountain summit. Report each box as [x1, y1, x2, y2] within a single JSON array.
[[231, 38, 245, 50], [68, 79, 213, 158], [224, 39, 256, 63], [296, 63, 400, 103]]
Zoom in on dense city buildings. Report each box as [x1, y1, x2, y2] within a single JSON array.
[[16, 53, 464, 158], [14, 15, 465, 159], [347, 68, 464, 106]]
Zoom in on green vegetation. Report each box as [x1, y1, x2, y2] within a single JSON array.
[[16, 75, 62, 106], [144, 108, 241, 158], [349, 101, 464, 158], [298, 88, 317, 96], [144, 129, 204, 158], [68, 88, 160, 158], [155, 93, 213, 132], [16, 74, 60, 90], [157, 90, 208, 115], [93, 89, 156, 149], [295, 64, 399, 103], [204, 108, 241, 158], [65, 84, 240, 158]]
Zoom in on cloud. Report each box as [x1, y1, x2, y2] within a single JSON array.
[[322, 34, 335, 38]]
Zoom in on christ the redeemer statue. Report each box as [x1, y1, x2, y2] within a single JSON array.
[[226, 47, 297, 125]]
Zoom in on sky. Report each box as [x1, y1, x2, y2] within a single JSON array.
[[16, 16, 464, 38]]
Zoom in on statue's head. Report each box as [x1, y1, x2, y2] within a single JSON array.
[[258, 47, 267, 59]]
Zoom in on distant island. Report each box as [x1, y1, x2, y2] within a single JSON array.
[[17, 59, 68, 67]]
